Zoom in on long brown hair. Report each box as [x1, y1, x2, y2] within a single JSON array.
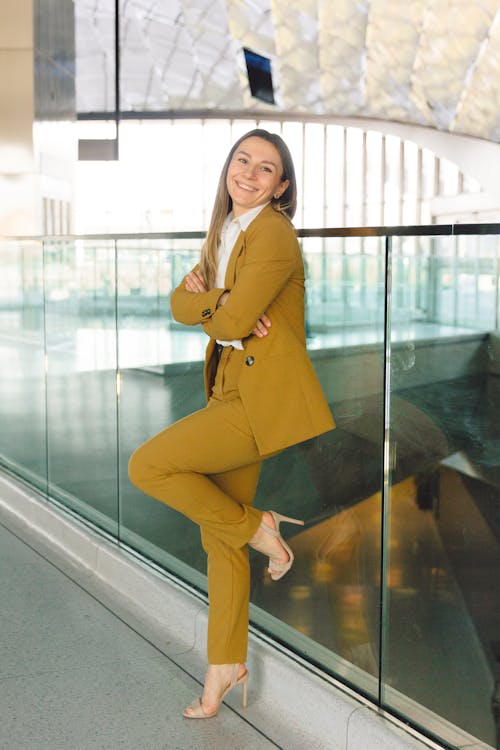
[[200, 129, 297, 288]]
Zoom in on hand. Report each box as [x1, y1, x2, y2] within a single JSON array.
[[185, 270, 207, 293], [253, 313, 271, 338], [217, 291, 229, 307]]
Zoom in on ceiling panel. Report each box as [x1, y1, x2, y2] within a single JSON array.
[[318, 0, 370, 114], [76, 0, 500, 142], [363, 0, 428, 125]]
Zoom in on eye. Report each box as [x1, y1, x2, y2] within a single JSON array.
[[261, 166, 272, 173], [237, 157, 248, 164]]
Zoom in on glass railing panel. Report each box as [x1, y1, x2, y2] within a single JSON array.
[[391, 235, 430, 326], [116, 238, 208, 584], [455, 233, 499, 330], [382, 232, 499, 747], [2, 225, 496, 750], [302, 235, 386, 336], [429, 234, 499, 332], [248, 235, 385, 699], [43, 239, 119, 534], [0, 240, 47, 493], [116, 240, 204, 370]]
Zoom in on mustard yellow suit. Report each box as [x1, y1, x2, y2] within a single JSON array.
[[129, 205, 334, 663]]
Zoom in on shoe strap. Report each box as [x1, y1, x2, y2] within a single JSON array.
[[269, 559, 287, 570], [230, 664, 239, 687], [260, 521, 280, 538], [187, 697, 210, 718]]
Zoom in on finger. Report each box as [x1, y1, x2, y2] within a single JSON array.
[[257, 315, 271, 334], [195, 270, 207, 288], [253, 320, 268, 337], [185, 272, 205, 293], [192, 271, 207, 291], [190, 272, 204, 290]]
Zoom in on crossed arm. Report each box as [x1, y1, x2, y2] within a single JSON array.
[[184, 269, 271, 338], [170, 217, 298, 340]]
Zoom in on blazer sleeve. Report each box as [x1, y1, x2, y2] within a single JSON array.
[[170, 264, 225, 326], [201, 215, 298, 341]]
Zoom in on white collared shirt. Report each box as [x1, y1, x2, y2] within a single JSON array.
[[216, 203, 268, 350]]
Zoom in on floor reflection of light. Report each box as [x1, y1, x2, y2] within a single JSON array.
[[341, 589, 363, 607], [290, 585, 312, 601], [311, 560, 334, 583], [257, 475, 460, 679], [387, 568, 403, 588], [431, 566, 447, 580], [395, 588, 418, 598]]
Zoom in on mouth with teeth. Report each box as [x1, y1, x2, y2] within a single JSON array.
[[235, 180, 257, 192]]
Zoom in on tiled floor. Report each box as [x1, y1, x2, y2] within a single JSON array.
[[0, 523, 280, 750]]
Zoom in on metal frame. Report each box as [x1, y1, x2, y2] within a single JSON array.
[[3, 221, 500, 243]]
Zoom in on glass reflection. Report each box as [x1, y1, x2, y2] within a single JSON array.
[[383, 235, 500, 747], [117, 239, 208, 581], [44, 239, 119, 533], [0, 241, 47, 492], [249, 234, 385, 698], [1, 225, 497, 749]]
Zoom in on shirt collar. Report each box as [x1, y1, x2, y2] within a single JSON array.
[[229, 202, 269, 232]]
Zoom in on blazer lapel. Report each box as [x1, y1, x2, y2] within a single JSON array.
[[224, 231, 244, 289]]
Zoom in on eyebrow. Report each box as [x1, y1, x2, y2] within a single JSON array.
[[235, 150, 278, 168]]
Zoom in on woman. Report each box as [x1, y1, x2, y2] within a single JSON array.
[[128, 129, 334, 718]]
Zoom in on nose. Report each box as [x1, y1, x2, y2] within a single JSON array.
[[242, 162, 257, 179]]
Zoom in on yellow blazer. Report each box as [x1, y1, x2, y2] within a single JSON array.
[[170, 204, 335, 455]]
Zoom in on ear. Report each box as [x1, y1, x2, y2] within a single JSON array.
[[278, 179, 290, 197]]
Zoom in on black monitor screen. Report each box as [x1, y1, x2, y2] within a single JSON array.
[[243, 48, 275, 105]]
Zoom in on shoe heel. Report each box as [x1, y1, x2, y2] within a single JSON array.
[[271, 511, 305, 529], [242, 676, 248, 709]]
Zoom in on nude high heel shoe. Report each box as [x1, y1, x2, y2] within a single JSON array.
[[182, 665, 248, 719], [252, 511, 304, 581]]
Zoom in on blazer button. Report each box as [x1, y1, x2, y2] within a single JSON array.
[[245, 356, 255, 367], [201, 308, 211, 318]]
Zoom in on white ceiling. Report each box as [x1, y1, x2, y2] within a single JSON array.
[[76, 0, 500, 142]]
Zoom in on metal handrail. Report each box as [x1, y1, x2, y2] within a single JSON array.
[[2, 221, 500, 243]]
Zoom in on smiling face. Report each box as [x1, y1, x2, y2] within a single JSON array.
[[226, 136, 290, 217]]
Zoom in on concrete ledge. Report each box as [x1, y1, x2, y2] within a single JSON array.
[[0, 471, 460, 750]]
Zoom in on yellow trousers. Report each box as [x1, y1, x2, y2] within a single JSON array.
[[128, 347, 265, 663]]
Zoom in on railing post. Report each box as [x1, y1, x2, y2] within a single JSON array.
[[378, 233, 393, 706]]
